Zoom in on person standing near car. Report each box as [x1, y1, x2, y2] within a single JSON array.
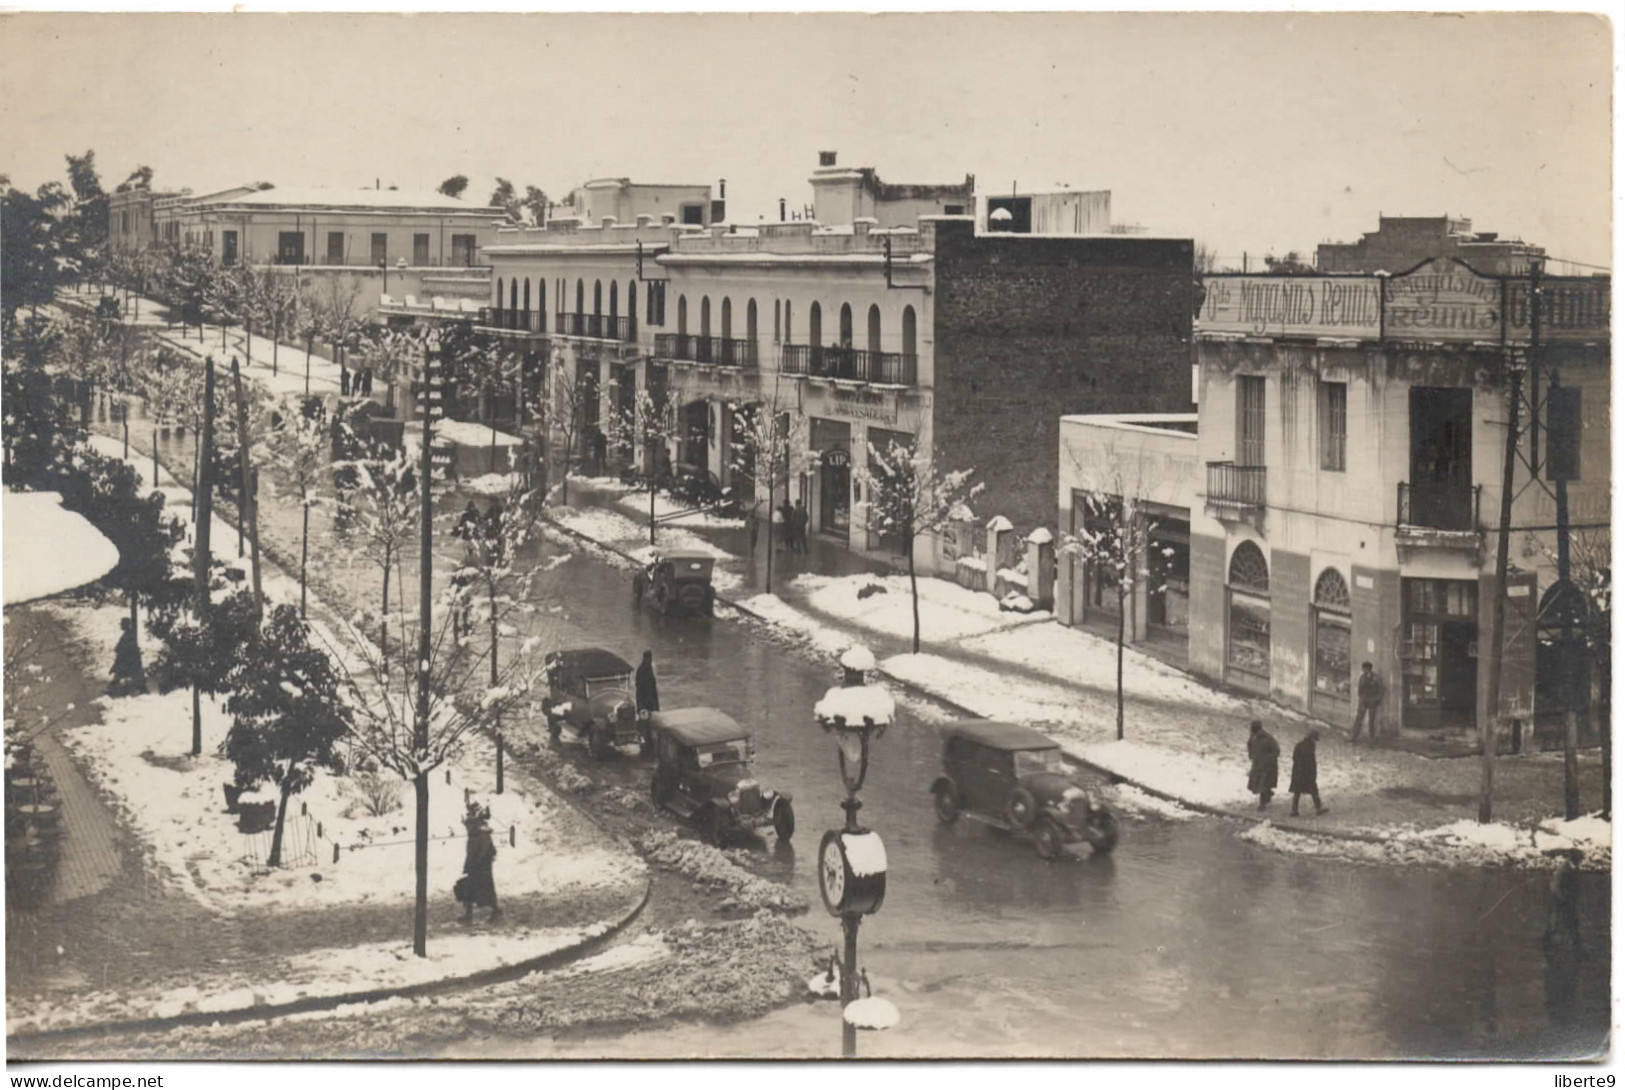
[[1289, 729, 1328, 817], [636, 650, 660, 715], [1351, 661, 1382, 744], [1246, 719, 1279, 811]]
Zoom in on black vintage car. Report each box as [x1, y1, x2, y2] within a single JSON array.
[[930, 721, 1119, 859], [542, 647, 649, 759], [649, 708, 794, 846], [632, 550, 717, 617]]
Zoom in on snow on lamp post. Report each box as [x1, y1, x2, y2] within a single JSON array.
[[814, 645, 898, 1057]]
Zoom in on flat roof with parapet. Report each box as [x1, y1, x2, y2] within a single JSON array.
[[190, 187, 497, 214]]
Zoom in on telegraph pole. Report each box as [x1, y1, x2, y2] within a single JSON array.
[[412, 339, 436, 958], [1480, 344, 1524, 823]]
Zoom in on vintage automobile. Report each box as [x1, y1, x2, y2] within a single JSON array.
[[649, 707, 795, 846], [632, 550, 717, 617], [541, 647, 650, 759], [929, 721, 1119, 859]]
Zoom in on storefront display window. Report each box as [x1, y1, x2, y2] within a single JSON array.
[[1313, 569, 1352, 701], [1226, 542, 1270, 683]]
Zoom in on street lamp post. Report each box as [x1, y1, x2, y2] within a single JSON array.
[[814, 645, 897, 1058]]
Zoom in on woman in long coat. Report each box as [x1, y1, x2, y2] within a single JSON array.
[[1289, 729, 1328, 816], [1246, 720, 1280, 811], [458, 804, 499, 922]]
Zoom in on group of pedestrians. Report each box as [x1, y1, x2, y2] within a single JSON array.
[[776, 499, 811, 554], [1245, 720, 1328, 818], [339, 365, 374, 398]]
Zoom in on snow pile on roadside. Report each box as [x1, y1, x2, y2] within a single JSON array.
[[1240, 812, 1612, 870], [610, 486, 746, 528], [795, 572, 1050, 643], [548, 507, 741, 590], [1107, 784, 1199, 822], [635, 830, 807, 914], [1071, 738, 1255, 809], [8, 923, 610, 1037], [734, 593, 850, 655], [488, 909, 823, 1033], [435, 419, 522, 448], [2, 488, 121, 605], [459, 473, 522, 497]]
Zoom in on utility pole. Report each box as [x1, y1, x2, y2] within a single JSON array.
[[192, 358, 217, 758], [412, 340, 436, 958], [1480, 342, 1524, 823]]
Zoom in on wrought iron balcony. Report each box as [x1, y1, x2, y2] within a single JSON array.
[[780, 344, 918, 386], [654, 334, 758, 369], [1205, 461, 1267, 512], [479, 308, 544, 334], [1397, 482, 1481, 533], [553, 313, 635, 342]]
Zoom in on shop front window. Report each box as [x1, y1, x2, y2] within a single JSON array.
[[1226, 542, 1270, 682], [1313, 568, 1352, 702]]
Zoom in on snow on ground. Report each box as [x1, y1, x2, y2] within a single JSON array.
[[733, 593, 850, 655], [2, 488, 121, 605], [611, 485, 746, 529], [634, 830, 806, 914], [9, 921, 613, 1036], [548, 505, 742, 592], [461, 472, 522, 497], [437, 419, 521, 448], [1240, 813, 1611, 871], [793, 572, 1050, 643]]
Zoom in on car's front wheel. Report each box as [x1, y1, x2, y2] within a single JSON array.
[[700, 806, 728, 847], [651, 769, 673, 808], [588, 724, 611, 761], [933, 783, 961, 825], [1033, 818, 1065, 861], [1087, 809, 1120, 854], [773, 798, 796, 842], [1006, 787, 1038, 830]]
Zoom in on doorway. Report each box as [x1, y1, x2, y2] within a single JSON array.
[[820, 450, 851, 538]]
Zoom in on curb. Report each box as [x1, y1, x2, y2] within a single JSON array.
[[536, 513, 1400, 849], [7, 879, 651, 1051]]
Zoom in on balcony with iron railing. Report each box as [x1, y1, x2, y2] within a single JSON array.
[[478, 308, 545, 335], [780, 344, 919, 387], [653, 333, 758, 369], [1204, 461, 1267, 522], [553, 312, 636, 343], [1396, 481, 1482, 558]]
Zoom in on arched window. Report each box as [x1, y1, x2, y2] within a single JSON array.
[[678, 294, 688, 335], [593, 280, 602, 316], [575, 279, 585, 316], [774, 300, 781, 343], [495, 277, 504, 312], [867, 304, 881, 353], [745, 299, 758, 367], [784, 301, 793, 344], [700, 296, 712, 338], [509, 279, 518, 313], [1226, 541, 1270, 684], [522, 278, 531, 323], [609, 280, 618, 319], [808, 301, 821, 350], [839, 303, 853, 346], [1314, 569, 1350, 610], [721, 297, 732, 341], [626, 281, 637, 337], [902, 305, 917, 356], [1312, 567, 1352, 703]]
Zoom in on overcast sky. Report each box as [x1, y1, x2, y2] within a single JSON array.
[[0, 12, 1612, 270]]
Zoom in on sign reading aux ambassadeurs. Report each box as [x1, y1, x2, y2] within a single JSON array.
[[1199, 258, 1609, 344]]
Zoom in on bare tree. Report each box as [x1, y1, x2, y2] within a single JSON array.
[[263, 398, 331, 619], [727, 376, 806, 591], [605, 378, 682, 545], [857, 440, 983, 654], [1057, 450, 1173, 740], [316, 556, 545, 958], [550, 346, 594, 506], [338, 439, 421, 657]]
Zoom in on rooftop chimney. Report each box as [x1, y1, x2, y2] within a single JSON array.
[[819, 151, 838, 167], [779, 198, 787, 222], [719, 178, 727, 199]]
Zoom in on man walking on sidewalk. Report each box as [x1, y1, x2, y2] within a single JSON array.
[[1289, 729, 1328, 816], [792, 498, 810, 555], [1246, 720, 1279, 811], [1351, 662, 1382, 744]]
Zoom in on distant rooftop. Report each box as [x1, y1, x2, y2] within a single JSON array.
[[192, 186, 495, 214]]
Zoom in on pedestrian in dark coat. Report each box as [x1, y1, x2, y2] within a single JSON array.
[[1289, 729, 1328, 816], [454, 501, 481, 546], [1246, 720, 1279, 810], [793, 499, 811, 554], [457, 803, 499, 922], [108, 617, 146, 697], [635, 650, 660, 714], [778, 500, 795, 550], [1351, 661, 1382, 743]]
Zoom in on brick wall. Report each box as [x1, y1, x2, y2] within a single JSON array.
[[931, 220, 1193, 532]]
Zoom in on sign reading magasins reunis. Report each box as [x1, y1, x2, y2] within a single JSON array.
[[1199, 261, 1610, 345], [1198, 276, 1381, 339]]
